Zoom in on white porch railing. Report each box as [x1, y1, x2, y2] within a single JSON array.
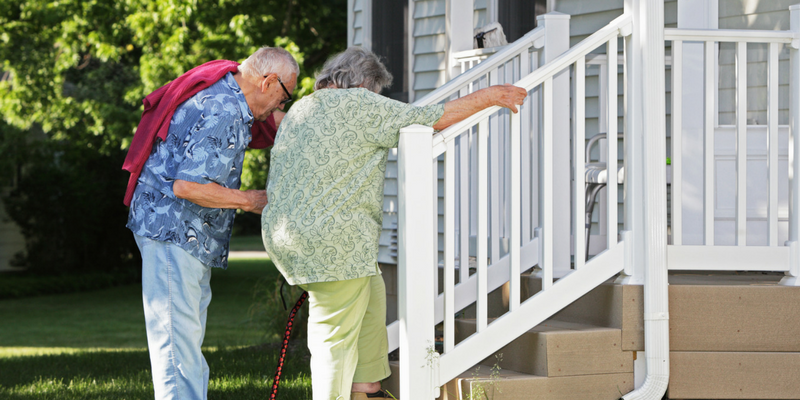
[[664, 6, 800, 284], [394, 13, 633, 399]]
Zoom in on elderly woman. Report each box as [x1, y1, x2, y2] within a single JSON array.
[[261, 47, 525, 400]]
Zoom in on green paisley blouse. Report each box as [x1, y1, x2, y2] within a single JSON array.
[[261, 88, 444, 285]]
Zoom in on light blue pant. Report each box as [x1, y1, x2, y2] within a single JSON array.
[[135, 234, 212, 400]]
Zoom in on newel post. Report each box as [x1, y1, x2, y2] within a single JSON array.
[[784, 5, 800, 286], [397, 125, 438, 398]]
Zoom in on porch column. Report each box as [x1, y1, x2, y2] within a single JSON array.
[[539, 12, 571, 276], [447, 0, 474, 80]]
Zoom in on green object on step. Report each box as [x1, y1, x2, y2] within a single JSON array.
[[666, 157, 671, 165]]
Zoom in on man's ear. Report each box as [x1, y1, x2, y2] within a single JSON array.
[[262, 73, 279, 92]]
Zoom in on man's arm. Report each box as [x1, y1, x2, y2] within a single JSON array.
[[432, 84, 527, 131], [173, 180, 267, 214]]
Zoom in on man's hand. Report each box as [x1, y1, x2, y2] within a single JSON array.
[[173, 180, 268, 214], [491, 83, 527, 113], [242, 189, 268, 214]]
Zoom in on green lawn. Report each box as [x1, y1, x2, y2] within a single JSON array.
[[228, 235, 266, 252], [0, 257, 312, 399]]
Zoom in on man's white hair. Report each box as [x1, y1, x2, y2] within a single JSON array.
[[239, 47, 299, 81]]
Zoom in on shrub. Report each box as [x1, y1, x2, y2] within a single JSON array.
[[1, 139, 140, 275]]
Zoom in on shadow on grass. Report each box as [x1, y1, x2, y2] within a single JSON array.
[[0, 344, 311, 400]]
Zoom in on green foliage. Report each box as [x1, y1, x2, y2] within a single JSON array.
[[0, 0, 346, 271], [248, 274, 308, 343], [1, 141, 139, 273]]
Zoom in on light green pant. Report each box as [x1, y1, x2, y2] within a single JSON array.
[[300, 275, 391, 400]]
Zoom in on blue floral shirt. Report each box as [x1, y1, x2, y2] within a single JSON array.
[[127, 73, 253, 269]]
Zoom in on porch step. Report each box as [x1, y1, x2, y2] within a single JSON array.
[[668, 276, 800, 352], [454, 319, 633, 377], [668, 351, 800, 399], [384, 361, 634, 400], [441, 367, 633, 400]]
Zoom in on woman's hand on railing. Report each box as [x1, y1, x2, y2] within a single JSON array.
[[491, 83, 528, 114], [432, 84, 527, 130]]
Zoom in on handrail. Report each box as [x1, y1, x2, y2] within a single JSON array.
[[452, 45, 507, 61], [412, 25, 546, 107], [431, 13, 632, 156], [665, 27, 799, 44]]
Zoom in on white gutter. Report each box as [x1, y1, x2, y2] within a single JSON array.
[[620, 0, 669, 398]]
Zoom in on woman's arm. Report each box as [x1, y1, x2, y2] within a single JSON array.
[[432, 84, 527, 131]]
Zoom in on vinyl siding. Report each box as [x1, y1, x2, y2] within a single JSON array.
[[718, 0, 795, 126], [351, 0, 365, 46], [411, 0, 448, 99]]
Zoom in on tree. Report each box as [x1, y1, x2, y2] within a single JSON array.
[[0, 0, 347, 272]]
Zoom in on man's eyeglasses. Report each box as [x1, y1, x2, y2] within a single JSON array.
[[265, 75, 293, 105]]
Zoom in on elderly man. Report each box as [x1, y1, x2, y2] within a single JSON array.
[[123, 46, 298, 399]]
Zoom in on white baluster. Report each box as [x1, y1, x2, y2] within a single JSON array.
[[607, 37, 619, 249], [736, 41, 747, 246], [510, 104, 521, 311], [542, 77, 554, 289], [672, 40, 683, 246], [574, 57, 586, 270], [768, 42, 779, 247], [477, 118, 489, 331], [489, 69, 501, 264], [444, 140, 456, 352], [705, 41, 716, 246], [459, 129, 470, 285]]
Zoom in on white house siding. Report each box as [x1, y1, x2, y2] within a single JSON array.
[[411, 0, 448, 100], [349, 0, 367, 47], [718, 0, 794, 126]]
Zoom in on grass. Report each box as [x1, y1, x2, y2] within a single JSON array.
[[0, 257, 312, 399], [228, 235, 266, 252]]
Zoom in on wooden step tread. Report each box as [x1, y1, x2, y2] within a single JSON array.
[[384, 361, 634, 400], [456, 318, 633, 378]]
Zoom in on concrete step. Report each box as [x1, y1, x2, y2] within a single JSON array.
[[668, 351, 800, 399], [455, 318, 633, 378], [383, 361, 633, 400]]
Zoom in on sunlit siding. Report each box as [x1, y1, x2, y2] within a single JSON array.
[[411, 0, 447, 100], [718, 0, 795, 126]]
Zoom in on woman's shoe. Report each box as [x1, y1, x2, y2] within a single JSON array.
[[351, 389, 398, 399]]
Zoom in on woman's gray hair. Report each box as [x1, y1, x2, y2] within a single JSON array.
[[314, 47, 393, 93], [239, 46, 299, 81]]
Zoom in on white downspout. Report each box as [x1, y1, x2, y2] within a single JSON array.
[[620, 0, 670, 398]]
